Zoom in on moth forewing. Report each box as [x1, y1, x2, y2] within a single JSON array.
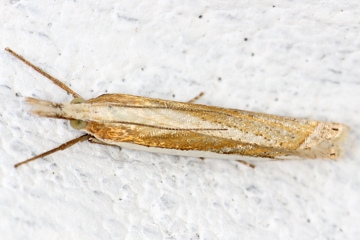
[[26, 94, 349, 161], [6, 48, 350, 168]]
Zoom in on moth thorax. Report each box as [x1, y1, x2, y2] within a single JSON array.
[[70, 98, 87, 130]]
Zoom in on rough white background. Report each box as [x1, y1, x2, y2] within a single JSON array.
[[1, 0, 359, 239]]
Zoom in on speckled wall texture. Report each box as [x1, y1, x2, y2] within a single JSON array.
[[1, 1, 359, 239]]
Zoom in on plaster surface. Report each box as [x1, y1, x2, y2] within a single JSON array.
[[1, 1, 359, 239]]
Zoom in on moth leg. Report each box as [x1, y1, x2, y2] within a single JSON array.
[[236, 160, 256, 169], [88, 137, 121, 149], [15, 134, 90, 168], [187, 92, 205, 103]]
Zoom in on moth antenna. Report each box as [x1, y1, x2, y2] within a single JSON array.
[[5, 47, 83, 99], [14, 134, 91, 168]]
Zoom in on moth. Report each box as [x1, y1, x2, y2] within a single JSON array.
[[5, 48, 349, 168]]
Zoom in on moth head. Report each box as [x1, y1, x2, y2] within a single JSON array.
[[70, 98, 88, 130]]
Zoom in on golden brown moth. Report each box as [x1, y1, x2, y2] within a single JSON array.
[[5, 48, 349, 168]]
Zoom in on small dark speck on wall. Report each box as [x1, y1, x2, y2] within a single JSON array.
[[244, 38, 248, 41], [218, 77, 222, 81], [273, 5, 275, 8], [251, 53, 254, 56], [199, 15, 202, 19]]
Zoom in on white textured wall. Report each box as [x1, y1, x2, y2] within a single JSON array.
[[1, 1, 359, 239]]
